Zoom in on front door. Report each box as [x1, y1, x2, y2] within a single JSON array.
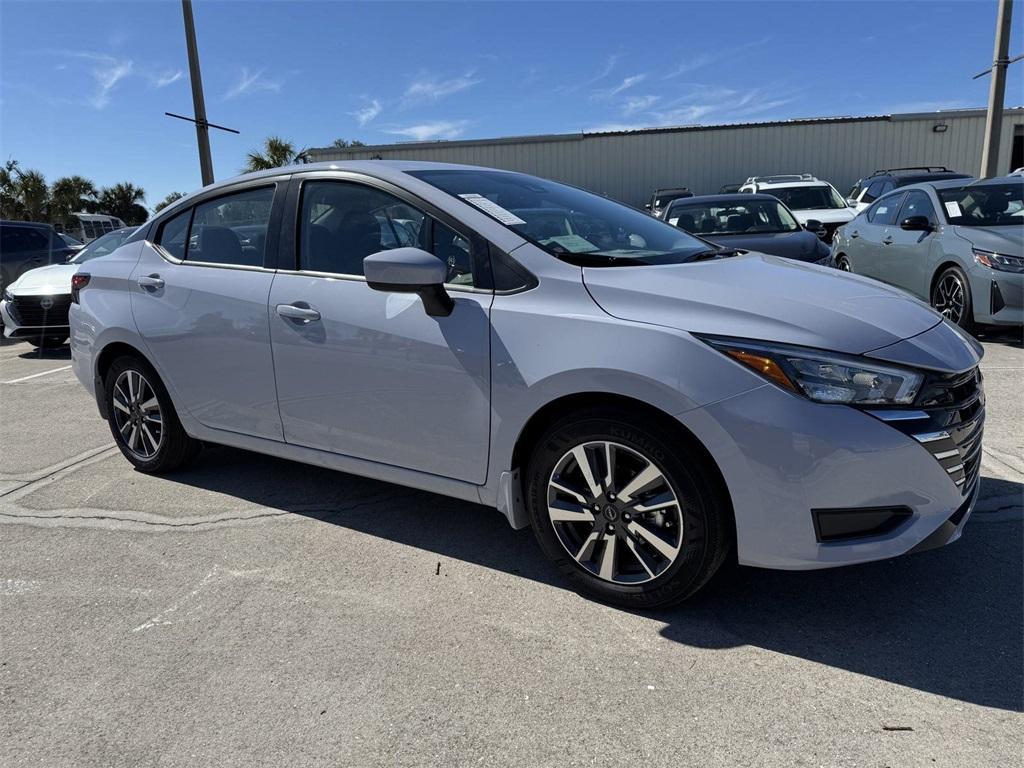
[[852, 191, 906, 281], [884, 190, 939, 299], [268, 178, 491, 484], [130, 183, 284, 441]]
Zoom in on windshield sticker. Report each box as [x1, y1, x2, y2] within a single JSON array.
[[458, 194, 527, 226], [944, 201, 962, 218], [541, 234, 599, 253]]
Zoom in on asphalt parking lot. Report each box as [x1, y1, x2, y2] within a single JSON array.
[[1, 332, 1021, 767]]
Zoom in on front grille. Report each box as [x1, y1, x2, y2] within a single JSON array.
[[9, 294, 72, 328], [870, 367, 984, 496]]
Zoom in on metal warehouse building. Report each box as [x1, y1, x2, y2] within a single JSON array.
[[308, 107, 1024, 207]]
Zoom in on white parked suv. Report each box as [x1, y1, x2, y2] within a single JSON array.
[[740, 174, 856, 242]]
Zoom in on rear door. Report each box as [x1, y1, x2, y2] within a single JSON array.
[[130, 180, 286, 441], [267, 174, 492, 483], [884, 190, 939, 298]]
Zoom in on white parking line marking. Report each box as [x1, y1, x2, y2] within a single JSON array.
[[2, 365, 72, 384]]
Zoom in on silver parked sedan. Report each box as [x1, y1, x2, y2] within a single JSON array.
[[70, 161, 984, 607], [832, 175, 1023, 332]]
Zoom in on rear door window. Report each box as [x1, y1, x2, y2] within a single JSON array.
[[188, 186, 274, 267]]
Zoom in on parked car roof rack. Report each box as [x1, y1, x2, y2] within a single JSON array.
[[745, 174, 816, 184], [869, 166, 952, 176]]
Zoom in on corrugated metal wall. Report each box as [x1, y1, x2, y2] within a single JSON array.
[[308, 109, 1024, 207]]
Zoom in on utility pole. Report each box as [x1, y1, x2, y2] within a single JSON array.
[[979, 0, 1014, 178], [181, 0, 214, 186]]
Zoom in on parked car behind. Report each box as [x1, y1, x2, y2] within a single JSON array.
[[645, 187, 693, 217], [59, 233, 85, 252], [71, 161, 983, 608], [739, 174, 855, 242], [1, 226, 137, 347], [0, 220, 76, 295], [832, 175, 1023, 332], [662, 193, 832, 264], [847, 167, 971, 213]]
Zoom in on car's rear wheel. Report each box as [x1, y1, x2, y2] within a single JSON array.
[[525, 407, 732, 608], [104, 355, 201, 473], [932, 266, 976, 333], [26, 335, 68, 349]]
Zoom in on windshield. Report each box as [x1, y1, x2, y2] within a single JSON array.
[[938, 183, 1023, 227], [761, 185, 847, 210], [69, 227, 135, 263], [667, 199, 801, 236], [408, 169, 708, 265]]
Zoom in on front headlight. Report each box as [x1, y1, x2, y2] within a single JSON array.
[[703, 337, 924, 405], [2, 287, 12, 302], [973, 248, 1024, 273]]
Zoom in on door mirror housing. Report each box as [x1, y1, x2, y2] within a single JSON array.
[[900, 215, 932, 232], [364, 247, 454, 317], [804, 219, 827, 238]]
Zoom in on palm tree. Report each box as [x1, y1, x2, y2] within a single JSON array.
[[153, 191, 185, 213], [0, 159, 21, 219], [98, 182, 147, 224], [243, 136, 309, 172], [16, 170, 49, 222], [50, 175, 98, 227]]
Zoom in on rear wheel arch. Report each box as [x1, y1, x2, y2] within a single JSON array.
[[94, 341, 152, 418]]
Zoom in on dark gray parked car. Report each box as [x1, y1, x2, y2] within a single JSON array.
[[662, 193, 832, 264], [832, 175, 1023, 332], [0, 220, 75, 294]]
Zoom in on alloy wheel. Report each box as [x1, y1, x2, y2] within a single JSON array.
[[112, 369, 164, 460], [546, 441, 683, 585], [934, 273, 965, 324], [837, 258, 851, 272]]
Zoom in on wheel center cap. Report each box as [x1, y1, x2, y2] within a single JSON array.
[[603, 505, 619, 521]]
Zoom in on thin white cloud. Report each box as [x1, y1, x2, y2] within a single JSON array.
[[152, 69, 184, 88], [87, 55, 133, 109], [592, 74, 646, 100], [663, 38, 772, 80], [664, 54, 715, 79], [403, 71, 481, 103], [622, 95, 660, 116], [386, 120, 468, 141], [223, 67, 282, 100], [351, 98, 382, 126]]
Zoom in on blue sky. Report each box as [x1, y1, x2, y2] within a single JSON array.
[[2, 0, 1021, 207]]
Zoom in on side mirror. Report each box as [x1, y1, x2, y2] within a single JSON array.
[[364, 247, 453, 317], [900, 215, 932, 232], [804, 219, 827, 238]]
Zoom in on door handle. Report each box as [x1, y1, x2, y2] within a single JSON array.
[[137, 274, 165, 291], [850, 231, 860, 239], [882, 236, 894, 245], [276, 303, 321, 323]]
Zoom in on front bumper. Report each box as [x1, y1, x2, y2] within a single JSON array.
[[1, 296, 72, 338], [678, 378, 981, 571], [969, 269, 1024, 326]]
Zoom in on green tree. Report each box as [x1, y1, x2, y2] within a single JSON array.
[[98, 182, 147, 224], [243, 136, 309, 172], [0, 159, 21, 219], [153, 191, 185, 213], [15, 170, 49, 222], [331, 138, 366, 148], [50, 175, 98, 227]]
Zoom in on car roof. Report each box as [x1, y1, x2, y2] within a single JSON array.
[[653, 187, 690, 193], [903, 177, 979, 192], [0, 219, 55, 229], [668, 193, 782, 206], [967, 174, 1024, 187]]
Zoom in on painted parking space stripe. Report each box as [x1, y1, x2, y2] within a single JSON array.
[[2, 365, 72, 384]]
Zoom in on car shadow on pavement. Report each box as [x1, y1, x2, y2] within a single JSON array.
[[164, 446, 1023, 712]]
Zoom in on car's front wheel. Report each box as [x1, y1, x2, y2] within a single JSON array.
[[835, 255, 852, 272], [525, 407, 732, 608], [932, 265, 976, 333], [104, 355, 201, 473]]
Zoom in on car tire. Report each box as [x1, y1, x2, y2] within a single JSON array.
[[835, 255, 852, 272], [524, 407, 732, 608], [104, 355, 201, 473], [26, 335, 69, 349], [931, 265, 976, 334]]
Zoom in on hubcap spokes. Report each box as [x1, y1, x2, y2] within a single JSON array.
[[547, 441, 683, 585], [935, 275, 964, 323], [113, 370, 163, 459]]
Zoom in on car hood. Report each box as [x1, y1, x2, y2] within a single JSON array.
[[953, 225, 1023, 256], [790, 207, 856, 225], [707, 230, 826, 262], [6, 263, 77, 296], [583, 253, 942, 355]]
